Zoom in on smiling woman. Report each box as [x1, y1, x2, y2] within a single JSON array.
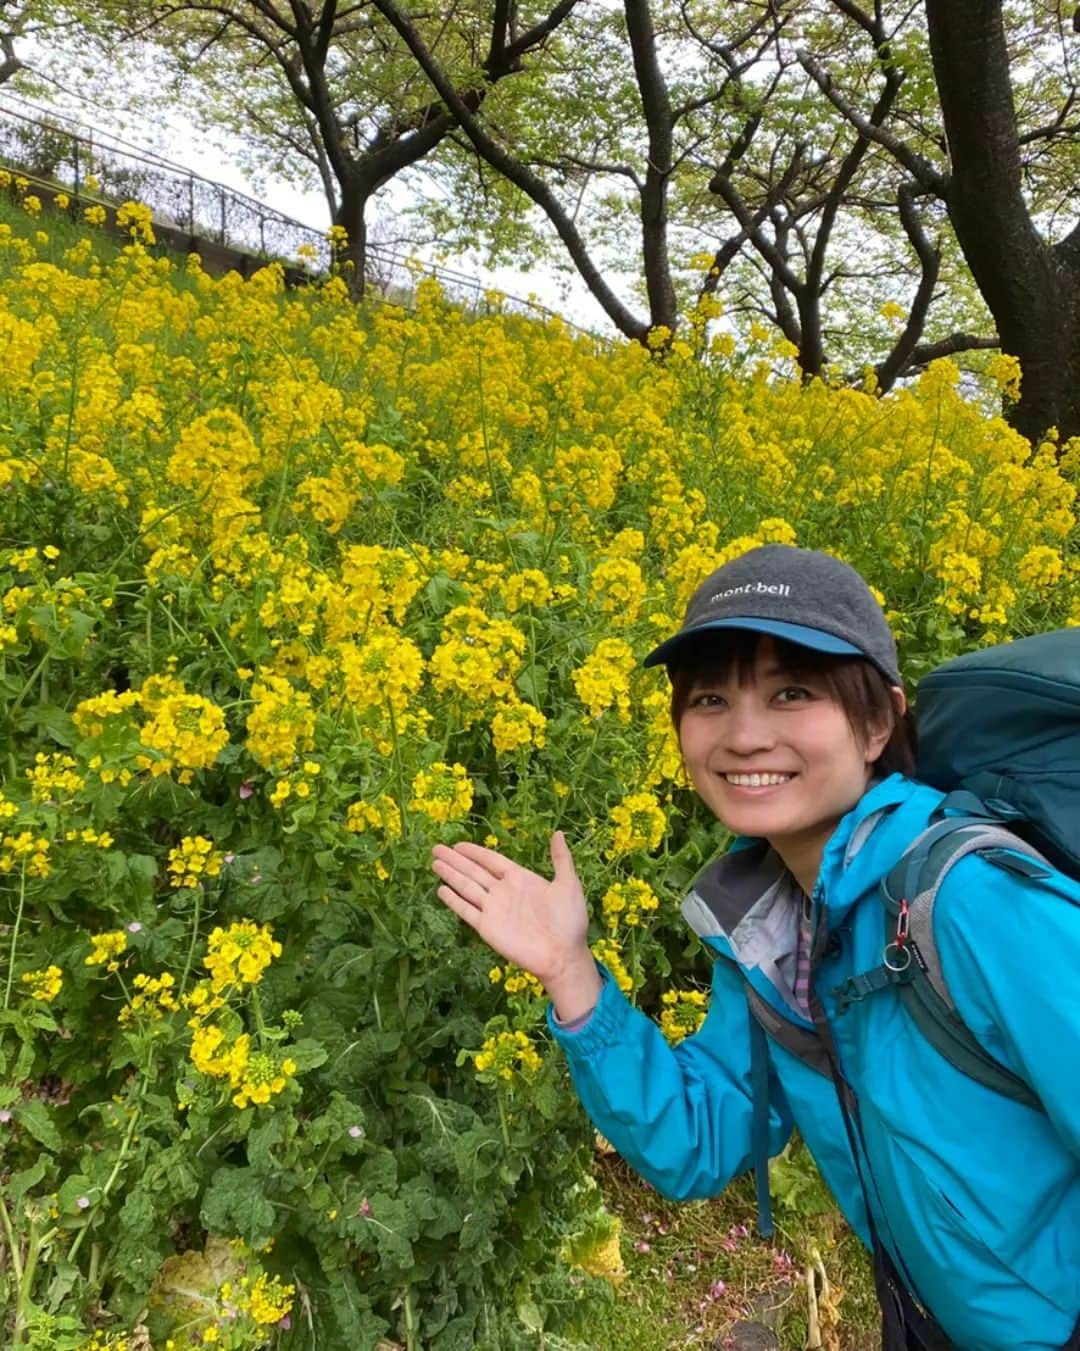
[[432, 543, 1080, 1351], [672, 636, 897, 895]]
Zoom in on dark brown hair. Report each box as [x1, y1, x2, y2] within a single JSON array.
[[668, 630, 916, 778]]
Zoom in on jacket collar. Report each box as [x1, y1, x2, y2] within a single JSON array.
[[683, 774, 943, 940]]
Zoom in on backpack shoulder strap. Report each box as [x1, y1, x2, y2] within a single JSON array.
[[836, 810, 1053, 1111], [884, 815, 1054, 1013]]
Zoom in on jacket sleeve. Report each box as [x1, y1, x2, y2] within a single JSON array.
[[547, 955, 793, 1200], [934, 854, 1080, 1157]]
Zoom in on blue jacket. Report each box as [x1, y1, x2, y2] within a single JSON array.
[[549, 774, 1080, 1350]]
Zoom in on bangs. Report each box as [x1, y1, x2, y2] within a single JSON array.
[[668, 630, 844, 695], [667, 629, 917, 777]]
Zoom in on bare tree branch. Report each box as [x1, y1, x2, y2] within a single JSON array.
[[902, 332, 999, 368], [797, 47, 946, 193], [624, 0, 676, 327], [368, 0, 650, 339], [530, 154, 643, 190], [874, 181, 941, 391]]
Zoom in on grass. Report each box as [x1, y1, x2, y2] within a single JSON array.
[[584, 1141, 880, 1350], [0, 184, 111, 251]]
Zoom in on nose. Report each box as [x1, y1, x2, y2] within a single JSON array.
[[723, 699, 777, 757]]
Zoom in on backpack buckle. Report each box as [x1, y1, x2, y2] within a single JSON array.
[[831, 961, 912, 1014], [883, 899, 913, 972], [895, 898, 910, 949]]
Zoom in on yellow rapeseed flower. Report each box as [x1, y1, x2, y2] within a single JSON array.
[[607, 791, 666, 859], [167, 836, 224, 889], [409, 762, 474, 824], [20, 965, 62, 1002], [85, 930, 127, 969], [203, 919, 282, 992]]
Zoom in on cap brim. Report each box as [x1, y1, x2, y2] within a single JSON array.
[[643, 618, 864, 668]]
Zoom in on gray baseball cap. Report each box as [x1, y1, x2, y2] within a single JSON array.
[[644, 544, 901, 685]]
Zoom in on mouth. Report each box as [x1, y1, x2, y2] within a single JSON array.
[[720, 772, 795, 789]]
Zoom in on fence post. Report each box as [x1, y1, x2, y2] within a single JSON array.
[[219, 184, 226, 245], [72, 132, 80, 202], [188, 174, 196, 234]]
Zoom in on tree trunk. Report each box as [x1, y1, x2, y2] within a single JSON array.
[[1003, 272, 1080, 444], [334, 185, 369, 300], [924, 0, 1080, 441], [623, 0, 676, 332]]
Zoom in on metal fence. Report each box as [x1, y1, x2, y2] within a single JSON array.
[[0, 94, 607, 341]]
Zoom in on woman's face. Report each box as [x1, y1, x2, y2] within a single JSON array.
[[677, 638, 891, 862]]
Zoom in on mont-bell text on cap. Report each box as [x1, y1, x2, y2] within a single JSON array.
[[646, 545, 901, 686]]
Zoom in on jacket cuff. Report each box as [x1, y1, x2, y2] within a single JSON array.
[[547, 963, 631, 1056]]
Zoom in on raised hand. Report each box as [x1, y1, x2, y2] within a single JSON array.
[[431, 832, 602, 1022]]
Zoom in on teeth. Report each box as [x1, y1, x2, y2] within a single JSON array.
[[724, 773, 793, 787]]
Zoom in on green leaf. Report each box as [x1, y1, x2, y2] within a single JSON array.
[[363, 1191, 418, 1272], [286, 1037, 329, 1072], [29, 705, 77, 746], [516, 664, 549, 704], [515, 1289, 545, 1334], [769, 1141, 835, 1217], [57, 1175, 94, 1213], [303, 1091, 366, 1153], [356, 1153, 398, 1195], [13, 1100, 63, 1153], [43, 1258, 82, 1314], [322, 1274, 390, 1347], [246, 1112, 289, 1171], [149, 1236, 246, 1329], [424, 572, 470, 616], [9, 1157, 48, 1204], [200, 1165, 276, 1246], [431, 1315, 481, 1350], [56, 609, 98, 655]]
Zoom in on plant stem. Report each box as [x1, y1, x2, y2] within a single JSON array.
[[269, 440, 295, 537], [10, 651, 51, 722], [251, 985, 268, 1041], [496, 1090, 510, 1149], [68, 1069, 146, 1265], [3, 863, 28, 1012], [179, 883, 202, 997], [404, 1283, 418, 1351], [0, 1191, 24, 1293], [15, 1216, 42, 1348], [385, 697, 409, 836], [397, 955, 410, 1024]]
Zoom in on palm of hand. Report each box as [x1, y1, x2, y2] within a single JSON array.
[[430, 835, 588, 984]]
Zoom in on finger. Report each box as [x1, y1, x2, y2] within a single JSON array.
[[431, 859, 492, 910], [431, 850, 498, 897], [448, 840, 511, 878], [431, 842, 503, 883], [436, 884, 486, 929], [550, 830, 578, 884]]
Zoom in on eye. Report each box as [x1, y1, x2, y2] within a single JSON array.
[[774, 685, 813, 704], [689, 690, 726, 708]]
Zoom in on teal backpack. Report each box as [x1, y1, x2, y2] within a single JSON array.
[[829, 627, 1080, 1111]]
